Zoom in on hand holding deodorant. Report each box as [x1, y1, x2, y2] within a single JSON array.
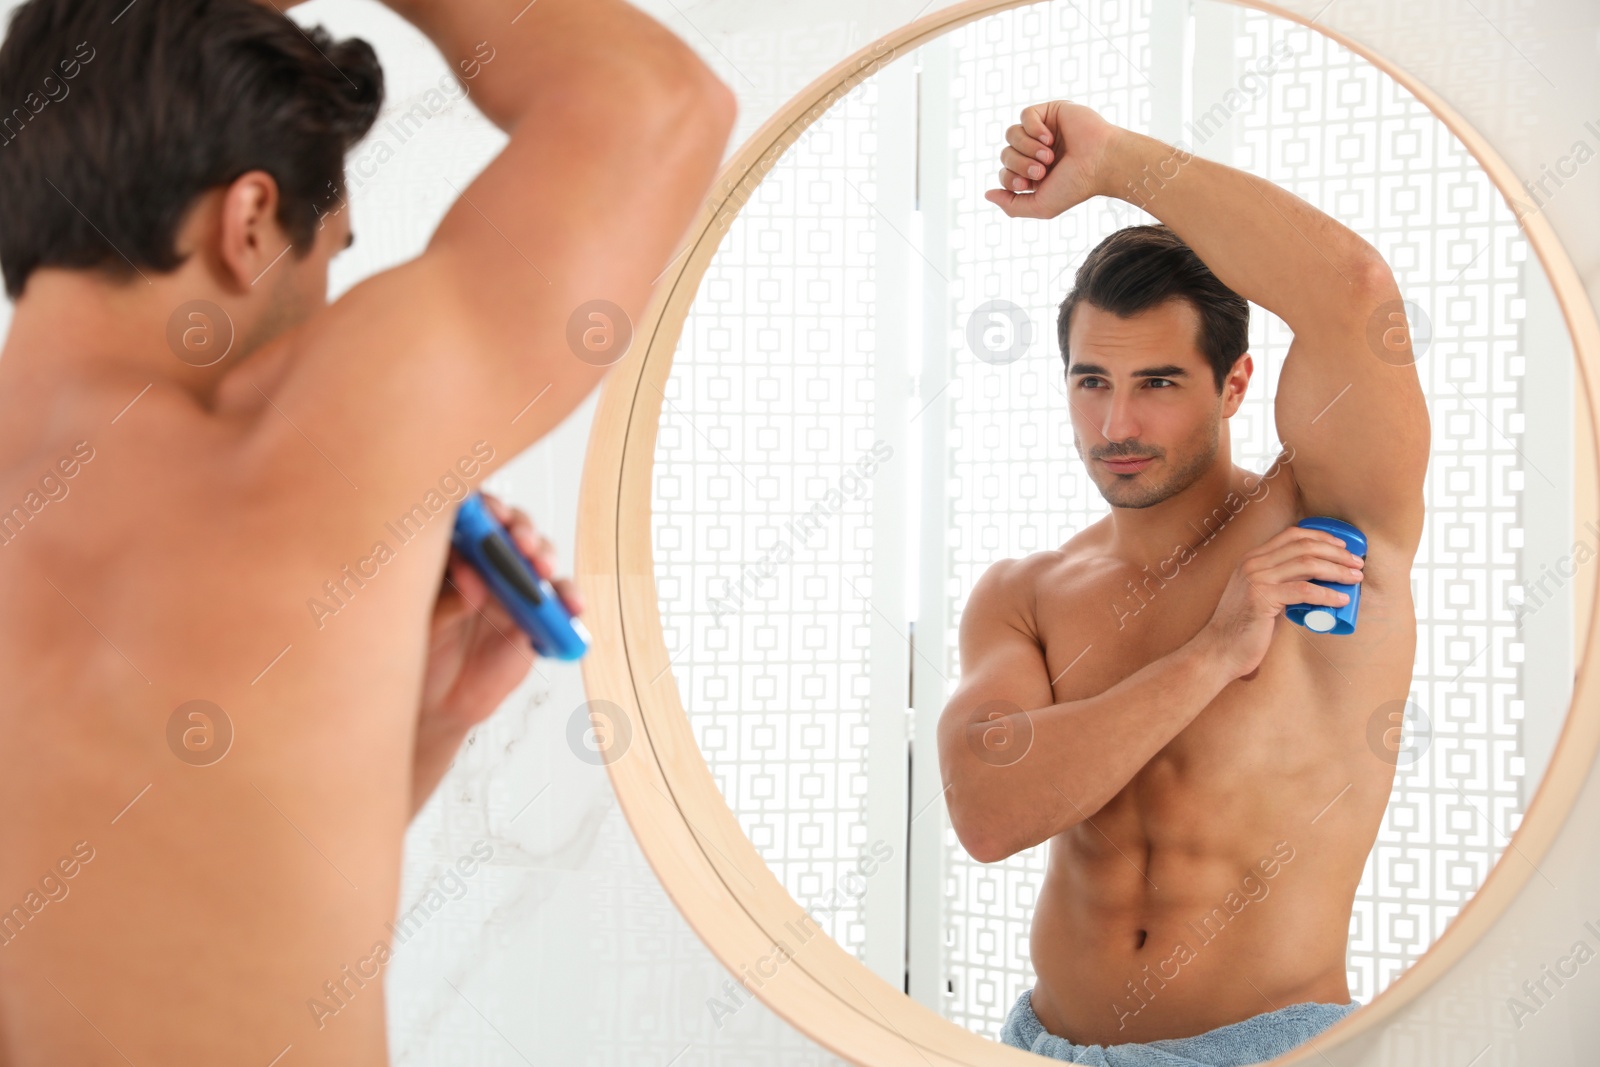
[[1285, 516, 1365, 635], [450, 492, 591, 660]]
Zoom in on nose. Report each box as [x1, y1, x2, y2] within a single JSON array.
[[1098, 385, 1141, 444]]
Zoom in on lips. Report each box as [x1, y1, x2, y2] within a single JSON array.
[[1101, 456, 1154, 472]]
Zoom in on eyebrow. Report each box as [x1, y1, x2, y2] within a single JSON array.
[[1067, 362, 1189, 379]]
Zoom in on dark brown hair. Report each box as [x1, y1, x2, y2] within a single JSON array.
[[0, 0, 383, 298], [1057, 224, 1249, 394]]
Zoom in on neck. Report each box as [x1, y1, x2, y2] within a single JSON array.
[[1, 268, 260, 411], [1104, 457, 1253, 563]]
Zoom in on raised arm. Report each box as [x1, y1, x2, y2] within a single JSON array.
[[988, 103, 1429, 553], [936, 558, 1237, 863], [232, 0, 737, 502]]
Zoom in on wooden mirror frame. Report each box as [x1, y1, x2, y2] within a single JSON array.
[[574, 0, 1600, 1062]]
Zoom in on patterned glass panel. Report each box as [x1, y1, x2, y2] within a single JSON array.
[[652, 81, 882, 958]]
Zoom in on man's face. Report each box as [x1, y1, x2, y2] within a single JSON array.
[[1065, 298, 1230, 510]]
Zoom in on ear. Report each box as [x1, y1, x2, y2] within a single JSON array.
[[216, 170, 290, 293], [1221, 352, 1252, 416]]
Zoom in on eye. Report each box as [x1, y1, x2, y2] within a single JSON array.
[[1078, 377, 1102, 388], [1148, 378, 1174, 388]]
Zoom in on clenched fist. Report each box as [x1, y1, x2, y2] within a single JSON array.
[[984, 101, 1122, 219], [410, 491, 583, 815]]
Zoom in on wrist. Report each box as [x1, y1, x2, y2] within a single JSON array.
[[1100, 129, 1190, 208], [1183, 626, 1243, 686]]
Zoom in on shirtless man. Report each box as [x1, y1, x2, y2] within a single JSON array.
[[937, 102, 1429, 1060], [0, 0, 732, 1062]]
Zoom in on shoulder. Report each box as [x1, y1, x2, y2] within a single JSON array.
[[969, 536, 1112, 624]]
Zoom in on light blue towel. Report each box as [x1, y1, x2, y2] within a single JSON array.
[[998, 988, 1359, 1065]]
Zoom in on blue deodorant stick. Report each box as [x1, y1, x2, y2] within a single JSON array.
[[450, 493, 591, 660], [1285, 516, 1365, 635]]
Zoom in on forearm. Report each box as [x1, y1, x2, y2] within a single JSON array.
[[1104, 129, 1385, 329], [950, 632, 1238, 862], [381, 0, 714, 133]]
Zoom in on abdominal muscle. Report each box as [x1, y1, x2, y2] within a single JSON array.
[[1025, 776, 1362, 1048]]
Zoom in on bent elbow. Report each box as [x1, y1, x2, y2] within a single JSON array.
[[952, 787, 1088, 863], [694, 67, 738, 132], [1357, 251, 1401, 301], [947, 800, 1016, 865], [966, 835, 1012, 865], [643, 55, 738, 145], [952, 823, 1000, 864]]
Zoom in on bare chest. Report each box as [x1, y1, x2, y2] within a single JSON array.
[[1034, 516, 1417, 799]]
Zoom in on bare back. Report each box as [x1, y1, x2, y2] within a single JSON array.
[[1018, 463, 1417, 1046], [0, 373, 459, 1063]]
